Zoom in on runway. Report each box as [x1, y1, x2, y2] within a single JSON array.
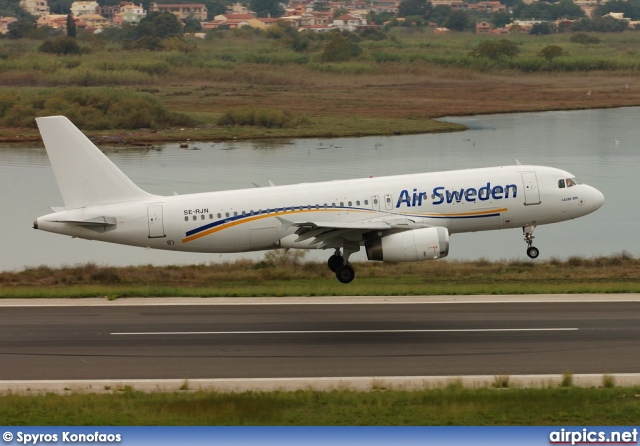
[[1, 295, 639, 381]]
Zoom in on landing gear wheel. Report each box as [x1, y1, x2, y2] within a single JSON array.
[[527, 246, 540, 259], [335, 264, 355, 284], [327, 255, 344, 272]]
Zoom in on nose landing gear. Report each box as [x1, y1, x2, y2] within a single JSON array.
[[523, 225, 539, 259]]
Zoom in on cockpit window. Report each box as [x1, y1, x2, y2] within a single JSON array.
[[558, 179, 565, 188], [566, 178, 576, 187]]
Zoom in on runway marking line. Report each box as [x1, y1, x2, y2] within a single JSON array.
[[111, 328, 579, 335]]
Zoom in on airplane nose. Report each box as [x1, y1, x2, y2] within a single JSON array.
[[591, 187, 605, 210]]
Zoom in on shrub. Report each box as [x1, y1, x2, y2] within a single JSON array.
[[470, 39, 520, 60], [320, 33, 362, 62], [217, 107, 307, 128], [0, 87, 194, 129], [570, 32, 600, 45], [539, 44, 566, 61], [38, 36, 83, 55]]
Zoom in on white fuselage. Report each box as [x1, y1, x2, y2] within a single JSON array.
[[35, 165, 604, 254]]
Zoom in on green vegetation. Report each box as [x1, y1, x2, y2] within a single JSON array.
[[2, 386, 639, 425], [218, 106, 309, 128], [1, 253, 638, 298], [2, 29, 640, 141], [0, 87, 194, 129]]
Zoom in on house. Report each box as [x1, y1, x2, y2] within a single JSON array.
[[299, 24, 333, 32], [113, 3, 146, 25], [227, 2, 250, 15], [70, 1, 99, 17], [80, 13, 109, 28], [20, 0, 50, 17], [213, 13, 255, 21], [246, 17, 280, 29], [0, 17, 18, 34], [203, 14, 255, 29], [469, 1, 506, 12], [430, 0, 469, 9], [36, 14, 67, 29], [150, 3, 208, 21], [333, 13, 366, 31], [300, 12, 332, 26], [507, 20, 541, 33], [476, 21, 492, 33]]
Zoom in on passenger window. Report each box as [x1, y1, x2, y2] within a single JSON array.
[[225, 212, 229, 218], [364, 200, 369, 205], [356, 200, 360, 206], [201, 214, 205, 220], [184, 216, 188, 222], [209, 214, 213, 219], [217, 213, 222, 218], [192, 215, 197, 221], [348, 201, 352, 206]]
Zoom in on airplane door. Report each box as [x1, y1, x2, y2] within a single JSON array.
[[384, 194, 393, 211], [522, 173, 541, 205], [372, 195, 380, 211], [147, 205, 166, 238]]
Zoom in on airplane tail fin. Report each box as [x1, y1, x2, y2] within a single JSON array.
[[36, 116, 157, 209]]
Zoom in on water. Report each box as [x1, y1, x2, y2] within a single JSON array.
[[1, 107, 636, 271]]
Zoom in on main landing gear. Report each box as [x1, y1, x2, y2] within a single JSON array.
[[523, 225, 539, 259], [327, 248, 356, 284]]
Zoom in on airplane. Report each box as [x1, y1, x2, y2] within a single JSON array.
[[33, 116, 605, 284]]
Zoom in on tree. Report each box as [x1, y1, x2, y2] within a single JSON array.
[[430, 5, 452, 26], [595, 0, 640, 20], [471, 39, 520, 59], [539, 44, 565, 61], [66, 13, 76, 38], [249, 0, 284, 18], [183, 17, 202, 33], [7, 18, 37, 39], [530, 21, 555, 35], [313, 1, 330, 12], [572, 15, 628, 32], [491, 11, 512, 28], [444, 10, 471, 31], [136, 11, 183, 39], [398, 0, 430, 17], [39, 35, 82, 54], [320, 33, 361, 62]]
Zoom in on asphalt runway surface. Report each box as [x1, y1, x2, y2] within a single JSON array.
[[1, 296, 639, 380]]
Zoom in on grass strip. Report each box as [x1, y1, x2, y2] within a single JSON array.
[[2, 387, 639, 425], [1, 254, 639, 298]]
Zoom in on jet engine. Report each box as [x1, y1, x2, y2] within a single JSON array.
[[365, 227, 449, 262]]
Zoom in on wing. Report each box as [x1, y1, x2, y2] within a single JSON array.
[[277, 217, 432, 249]]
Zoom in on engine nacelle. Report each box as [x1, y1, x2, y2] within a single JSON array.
[[365, 227, 449, 262]]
